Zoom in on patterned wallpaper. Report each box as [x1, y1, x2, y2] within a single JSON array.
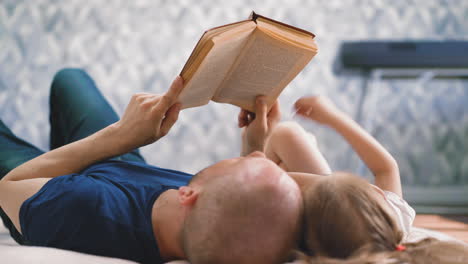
[[1, 0, 467, 202]]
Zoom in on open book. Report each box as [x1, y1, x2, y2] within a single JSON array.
[[178, 11, 318, 112]]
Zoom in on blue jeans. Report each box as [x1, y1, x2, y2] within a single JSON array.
[[0, 68, 146, 244]]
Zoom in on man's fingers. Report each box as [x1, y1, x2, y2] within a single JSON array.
[[268, 99, 280, 115], [268, 99, 281, 121], [254, 95, 268, 129], [166, 76, 185, 100], [142, 94, 162, 108], [154, 76, 184, 112], [255, 95, 268, 114], [247, 112, 255, 124], [238, 109, 250, 128], [160, 103, 181, 137]]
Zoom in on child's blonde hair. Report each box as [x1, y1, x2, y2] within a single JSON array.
[[299, 172, 468, 263], [291, 238, 468, 264], [302, 172, 402, 258]]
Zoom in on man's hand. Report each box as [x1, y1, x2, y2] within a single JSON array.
[[294, 95, 343, 126], [113, 76, 184, 151], [0, 76, 185, 231], [238, 96, 281, 155]]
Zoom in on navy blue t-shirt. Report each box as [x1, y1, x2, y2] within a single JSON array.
[[19, 160, 193, 264]]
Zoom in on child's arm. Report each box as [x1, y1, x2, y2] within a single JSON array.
[[295, 96, 402, 197]]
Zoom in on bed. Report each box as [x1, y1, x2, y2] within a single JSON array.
[[0, 224, 465, 264]]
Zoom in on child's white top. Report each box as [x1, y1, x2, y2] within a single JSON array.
[[382, 190, 416, 240]]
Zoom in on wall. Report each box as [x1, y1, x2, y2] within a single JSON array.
[[1, 0, 467, 204]]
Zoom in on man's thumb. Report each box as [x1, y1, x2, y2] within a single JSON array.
[[255, 96, 268, 129]]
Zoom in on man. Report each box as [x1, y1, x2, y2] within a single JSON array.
[[0, 69, 302, 264]]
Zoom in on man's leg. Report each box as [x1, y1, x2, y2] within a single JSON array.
[[49, 68, 145, 163], [264, 121, 331, 175], [0, 120, 44, 244]]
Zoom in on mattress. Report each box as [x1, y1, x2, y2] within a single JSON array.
[[0, 224, 465, 264]]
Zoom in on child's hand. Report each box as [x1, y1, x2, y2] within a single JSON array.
[[294, 96, 342, 125]]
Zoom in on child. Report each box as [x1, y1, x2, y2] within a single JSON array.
[[240, 95, 468, 263]]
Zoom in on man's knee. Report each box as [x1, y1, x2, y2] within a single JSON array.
[[51, 68, 89, 94]]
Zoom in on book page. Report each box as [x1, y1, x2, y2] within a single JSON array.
[[256, 16, 315, 41], [257, 18, 317, 51], [178, 23, 256, 109], [181, 20, 252, 80], [213, 29, 316, 112]]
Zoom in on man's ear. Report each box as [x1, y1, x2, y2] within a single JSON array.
[[178, 186, 199, 206]]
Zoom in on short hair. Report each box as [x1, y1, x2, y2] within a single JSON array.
[[182, 173, 302, 264]]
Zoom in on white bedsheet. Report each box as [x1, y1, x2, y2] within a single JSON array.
[[0, 224, 465, 264], [0, 225, 138, 264]]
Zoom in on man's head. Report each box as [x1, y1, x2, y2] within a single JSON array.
[[178, 151, 302, 264]]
